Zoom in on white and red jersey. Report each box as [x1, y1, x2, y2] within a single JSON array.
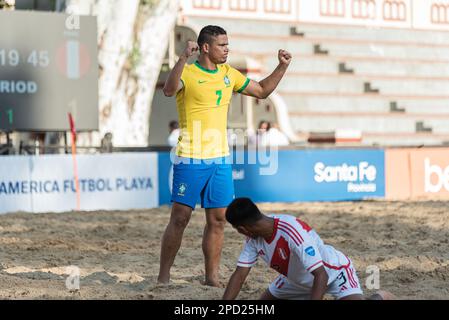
[[237, 214, 355, 288]]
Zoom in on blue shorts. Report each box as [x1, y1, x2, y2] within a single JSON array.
[[171, 156, 235, 209]]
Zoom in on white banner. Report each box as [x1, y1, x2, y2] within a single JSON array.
[[0, 153, 159, 214], [0, 156, 33, 213]]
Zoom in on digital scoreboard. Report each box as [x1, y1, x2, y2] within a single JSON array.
[[0, 10, 98, 131]]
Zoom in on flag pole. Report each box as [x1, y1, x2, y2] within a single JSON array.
[[68, 112, 80, 211]]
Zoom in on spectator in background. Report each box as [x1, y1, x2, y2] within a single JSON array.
[[167, 120, 180, 147], [29, 132, 46, 155], [260, 122, 289, 147], [248, 120, 271, 146], [100, 132, 113, 153]]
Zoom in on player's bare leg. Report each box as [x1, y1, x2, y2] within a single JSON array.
[[339, 294, 364, 300], [203, 207, 227, 287], [259, 289, 279, 300], [158, 202, 193, 284]]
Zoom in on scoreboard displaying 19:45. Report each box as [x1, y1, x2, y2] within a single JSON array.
[[0, 10, 98, 131]]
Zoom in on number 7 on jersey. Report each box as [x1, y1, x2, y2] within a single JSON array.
[[215, 90, 222, 106]]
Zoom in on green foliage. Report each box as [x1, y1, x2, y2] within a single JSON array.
[[0, 0, 13, 9], [129, 43, 142, 75], [48, 0, 56, 9], [140, 0, 160, 9]]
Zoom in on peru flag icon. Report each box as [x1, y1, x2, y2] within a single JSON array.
[[57, 40, 91, 79]]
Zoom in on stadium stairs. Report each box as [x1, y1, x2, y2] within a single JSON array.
[[190, 17, 449, 146]]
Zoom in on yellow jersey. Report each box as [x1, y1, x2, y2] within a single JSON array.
[[176, 61, 250, 159]]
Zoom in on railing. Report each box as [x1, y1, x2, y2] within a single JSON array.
[[229, 0, 257, 11], [320, 0, 346, 17], [192, 0, 222, 10], [431, 2, 449, 24], [191, 0, 293, 13], [383, 0, 407, 21], [352, 0, 377, 20], [184, 0, 297, 20], [264, 0, 292, 14], [181, 0, 449, 30], [0, 144, 173, 155]]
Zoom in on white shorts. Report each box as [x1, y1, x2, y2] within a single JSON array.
[[268, 260, 363, 300]]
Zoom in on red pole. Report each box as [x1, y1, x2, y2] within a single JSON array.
[[68, 113, 80, 211]]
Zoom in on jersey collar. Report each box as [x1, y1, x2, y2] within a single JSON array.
[[265, 218, 279, 244], [194, 60, 218, 74]]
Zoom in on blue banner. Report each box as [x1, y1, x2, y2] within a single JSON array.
[[234, 149, 385, 202], [158, 149, 385, 205], [158, 152, 173, 206]]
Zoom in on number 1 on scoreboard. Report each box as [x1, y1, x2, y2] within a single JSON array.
[[7, 109, 13, 124]]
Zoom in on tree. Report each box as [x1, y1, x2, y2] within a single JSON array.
[[65, 0, 179, 147], [0, 0, 15, 10]]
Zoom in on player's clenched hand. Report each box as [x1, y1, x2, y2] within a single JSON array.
[[278, 49, 292, 66], [182, 41, 199, 59]]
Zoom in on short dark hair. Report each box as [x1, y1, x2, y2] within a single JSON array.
[[169, 120, 179, 130], [258, 120, 271, 131], [226, 198, 263, 226], [197, 25, 227, 49]]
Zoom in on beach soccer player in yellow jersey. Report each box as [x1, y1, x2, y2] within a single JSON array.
[[158, 25, 292, 287]]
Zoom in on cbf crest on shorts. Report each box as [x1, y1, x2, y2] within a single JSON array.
[[178, 183, 187, 196]]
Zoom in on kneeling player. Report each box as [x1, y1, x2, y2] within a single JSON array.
[[222, 198, 395, 300]]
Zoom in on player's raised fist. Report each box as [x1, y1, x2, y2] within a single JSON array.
[[278, 49, 292, 66], [182, 41, 199, 59]]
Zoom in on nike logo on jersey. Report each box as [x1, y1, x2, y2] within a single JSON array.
[[198, 80, 207, 84]]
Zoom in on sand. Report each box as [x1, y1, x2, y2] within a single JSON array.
[[0, 201, 448, 300]]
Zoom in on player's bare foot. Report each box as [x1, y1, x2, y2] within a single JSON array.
[[203, 278, 223, 288], [157, 276, 170, 285]]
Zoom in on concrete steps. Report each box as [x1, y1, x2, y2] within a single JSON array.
[[293, 23, 449, 46], [183, 16, 449, 146], [290, 115, 449, 134], [192, 17, 449, 46], [258, 54, 449, 78], [279, 95, 449, 114], [275, 74, 449, 96]]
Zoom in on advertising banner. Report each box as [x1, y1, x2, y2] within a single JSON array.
[[232, 149, 385, 202], [409, 148, 449, 198], [0, 156, 32, 213], [0, 153, 158, 214], [158, 149, 386, 205], [385, 147, 449, 200]]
